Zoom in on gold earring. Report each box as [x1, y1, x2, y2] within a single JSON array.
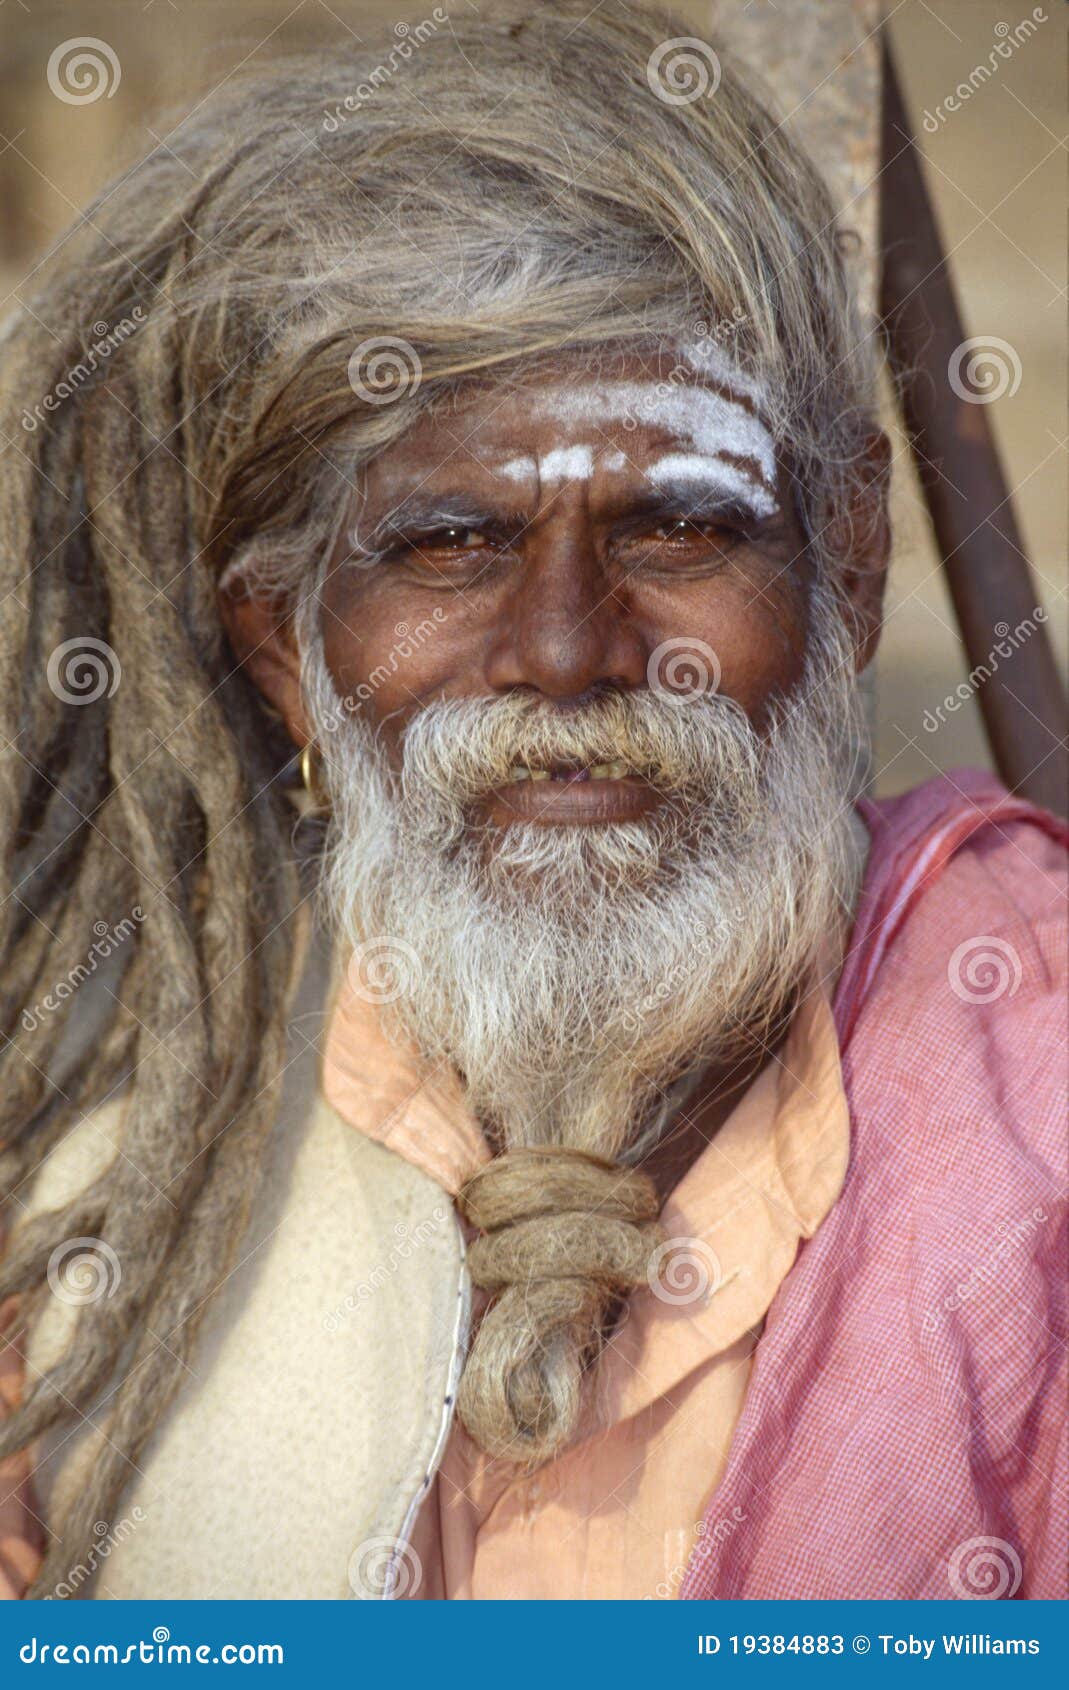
[[299, 742, 329, 812]]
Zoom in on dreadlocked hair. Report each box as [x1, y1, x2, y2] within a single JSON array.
[[0, 0, 878, 1593]]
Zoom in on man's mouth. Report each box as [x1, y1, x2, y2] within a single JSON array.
[[483, 759, 664, 825], [506, 759, 634, 784]]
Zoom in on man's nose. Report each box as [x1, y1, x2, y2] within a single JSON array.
[[484, 527, 648, 700]]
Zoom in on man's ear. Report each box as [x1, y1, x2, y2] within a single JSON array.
[[823, 428, 893, 674], [217, 578, 311, 749]]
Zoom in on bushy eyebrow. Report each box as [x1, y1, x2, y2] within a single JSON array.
[[349, 493, 527, 559], [349, 476, 779, 562], [607, 477, 778, 527]]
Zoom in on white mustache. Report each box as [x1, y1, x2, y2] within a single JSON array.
[[396, 688, 762, 808]]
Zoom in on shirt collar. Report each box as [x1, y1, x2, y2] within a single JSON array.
[[321, 960, 850, 1419], [597, 981, 849, 1419]]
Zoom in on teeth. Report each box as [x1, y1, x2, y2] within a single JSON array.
[[509, 760, 632, 783]]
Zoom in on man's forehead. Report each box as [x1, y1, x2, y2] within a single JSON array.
[[362, 341, 779, 511]]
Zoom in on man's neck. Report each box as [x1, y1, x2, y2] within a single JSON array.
[[636, 1015, 791, 1202]]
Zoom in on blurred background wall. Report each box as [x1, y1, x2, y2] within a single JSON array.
[[0, 0, 1064, 797]]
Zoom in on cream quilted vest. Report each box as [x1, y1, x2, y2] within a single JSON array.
[[24, 955, 468, 1600]]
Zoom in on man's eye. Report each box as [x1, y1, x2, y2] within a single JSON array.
[[413, 525, 492, 552], [647, 518, 731, 545]]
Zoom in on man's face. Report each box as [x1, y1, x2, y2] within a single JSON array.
[[317, 346, 814, 831]]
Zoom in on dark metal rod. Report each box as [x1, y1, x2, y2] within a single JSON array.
[[878, 34, 1068, 818]]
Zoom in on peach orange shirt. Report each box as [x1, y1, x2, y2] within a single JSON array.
[[322, 971, 850, 1600]]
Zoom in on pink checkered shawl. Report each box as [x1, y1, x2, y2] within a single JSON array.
[[682, 769, 1068, 1600]]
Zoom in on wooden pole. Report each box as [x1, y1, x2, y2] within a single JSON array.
[[879, 35, 1068, 818]]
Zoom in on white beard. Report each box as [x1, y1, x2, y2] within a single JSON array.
[[303, 590, 867, 1167]]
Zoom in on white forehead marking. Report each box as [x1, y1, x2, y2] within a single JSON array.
[[645, 452, 778, 518], [527, 381, 776, 489], [496, 453, 537, 482], [538, 444, 594, 481], [493, 445, 629, 484], [676, 337, 774, 409]]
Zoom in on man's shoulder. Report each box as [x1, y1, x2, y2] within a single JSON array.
[[896, 782, 1064, 984], [841, 768, 1066, 1173], [854, 766, 1067, 1005]]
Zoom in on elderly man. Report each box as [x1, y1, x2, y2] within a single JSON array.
[[0, 3, 1065, 1603]]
